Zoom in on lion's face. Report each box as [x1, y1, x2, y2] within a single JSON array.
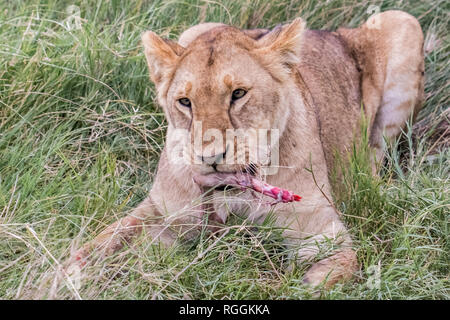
[[142, 19, 305, 176]]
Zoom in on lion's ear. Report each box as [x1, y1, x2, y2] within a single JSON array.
[[141, 31, 185, 87], [254, 18, 306, 76]]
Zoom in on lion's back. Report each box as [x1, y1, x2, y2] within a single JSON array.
[[297, 30, 362, 173]]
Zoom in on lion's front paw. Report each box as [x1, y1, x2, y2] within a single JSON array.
[[303, 261, 334, 288], [303, 249, 357, 289]]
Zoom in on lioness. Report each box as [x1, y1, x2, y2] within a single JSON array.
[[67, 10, 424, 288]]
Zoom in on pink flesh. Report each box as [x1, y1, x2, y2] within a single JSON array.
[[193, 173, 301, 203]]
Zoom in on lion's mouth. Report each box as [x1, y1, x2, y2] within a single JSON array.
[[193, 166, 301, 203], [194, 163, 257, 190]]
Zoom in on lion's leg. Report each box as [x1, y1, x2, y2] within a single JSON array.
[[370, 70, 424, 163], [66, 197, 176, 269], [280, 205, 357, 288], [366, 12, 424, 165], [370, 51, 424, 165], [371, 13, 424, 153], [339, 11, 424, 169], [302, 248, 357, 288]]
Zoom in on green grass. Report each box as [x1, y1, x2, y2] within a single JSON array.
[[0, 0, 448, 299]]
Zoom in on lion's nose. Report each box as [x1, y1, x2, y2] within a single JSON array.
[[196, 144, 229, 168], [197, 150, 227, 166]]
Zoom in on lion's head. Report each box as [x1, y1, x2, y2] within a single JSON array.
[[142, 19, 306, 177]]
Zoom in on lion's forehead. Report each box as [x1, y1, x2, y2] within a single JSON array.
[[170, 72, 238, 108], [170, 48, 266, 99]]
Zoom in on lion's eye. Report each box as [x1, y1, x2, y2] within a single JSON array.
[[178, 98, 191, 107], [231, 89, 247, 101]]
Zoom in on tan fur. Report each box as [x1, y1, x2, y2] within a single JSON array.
[[338, 10, 424, 162], [67, 11, 424, 289]]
